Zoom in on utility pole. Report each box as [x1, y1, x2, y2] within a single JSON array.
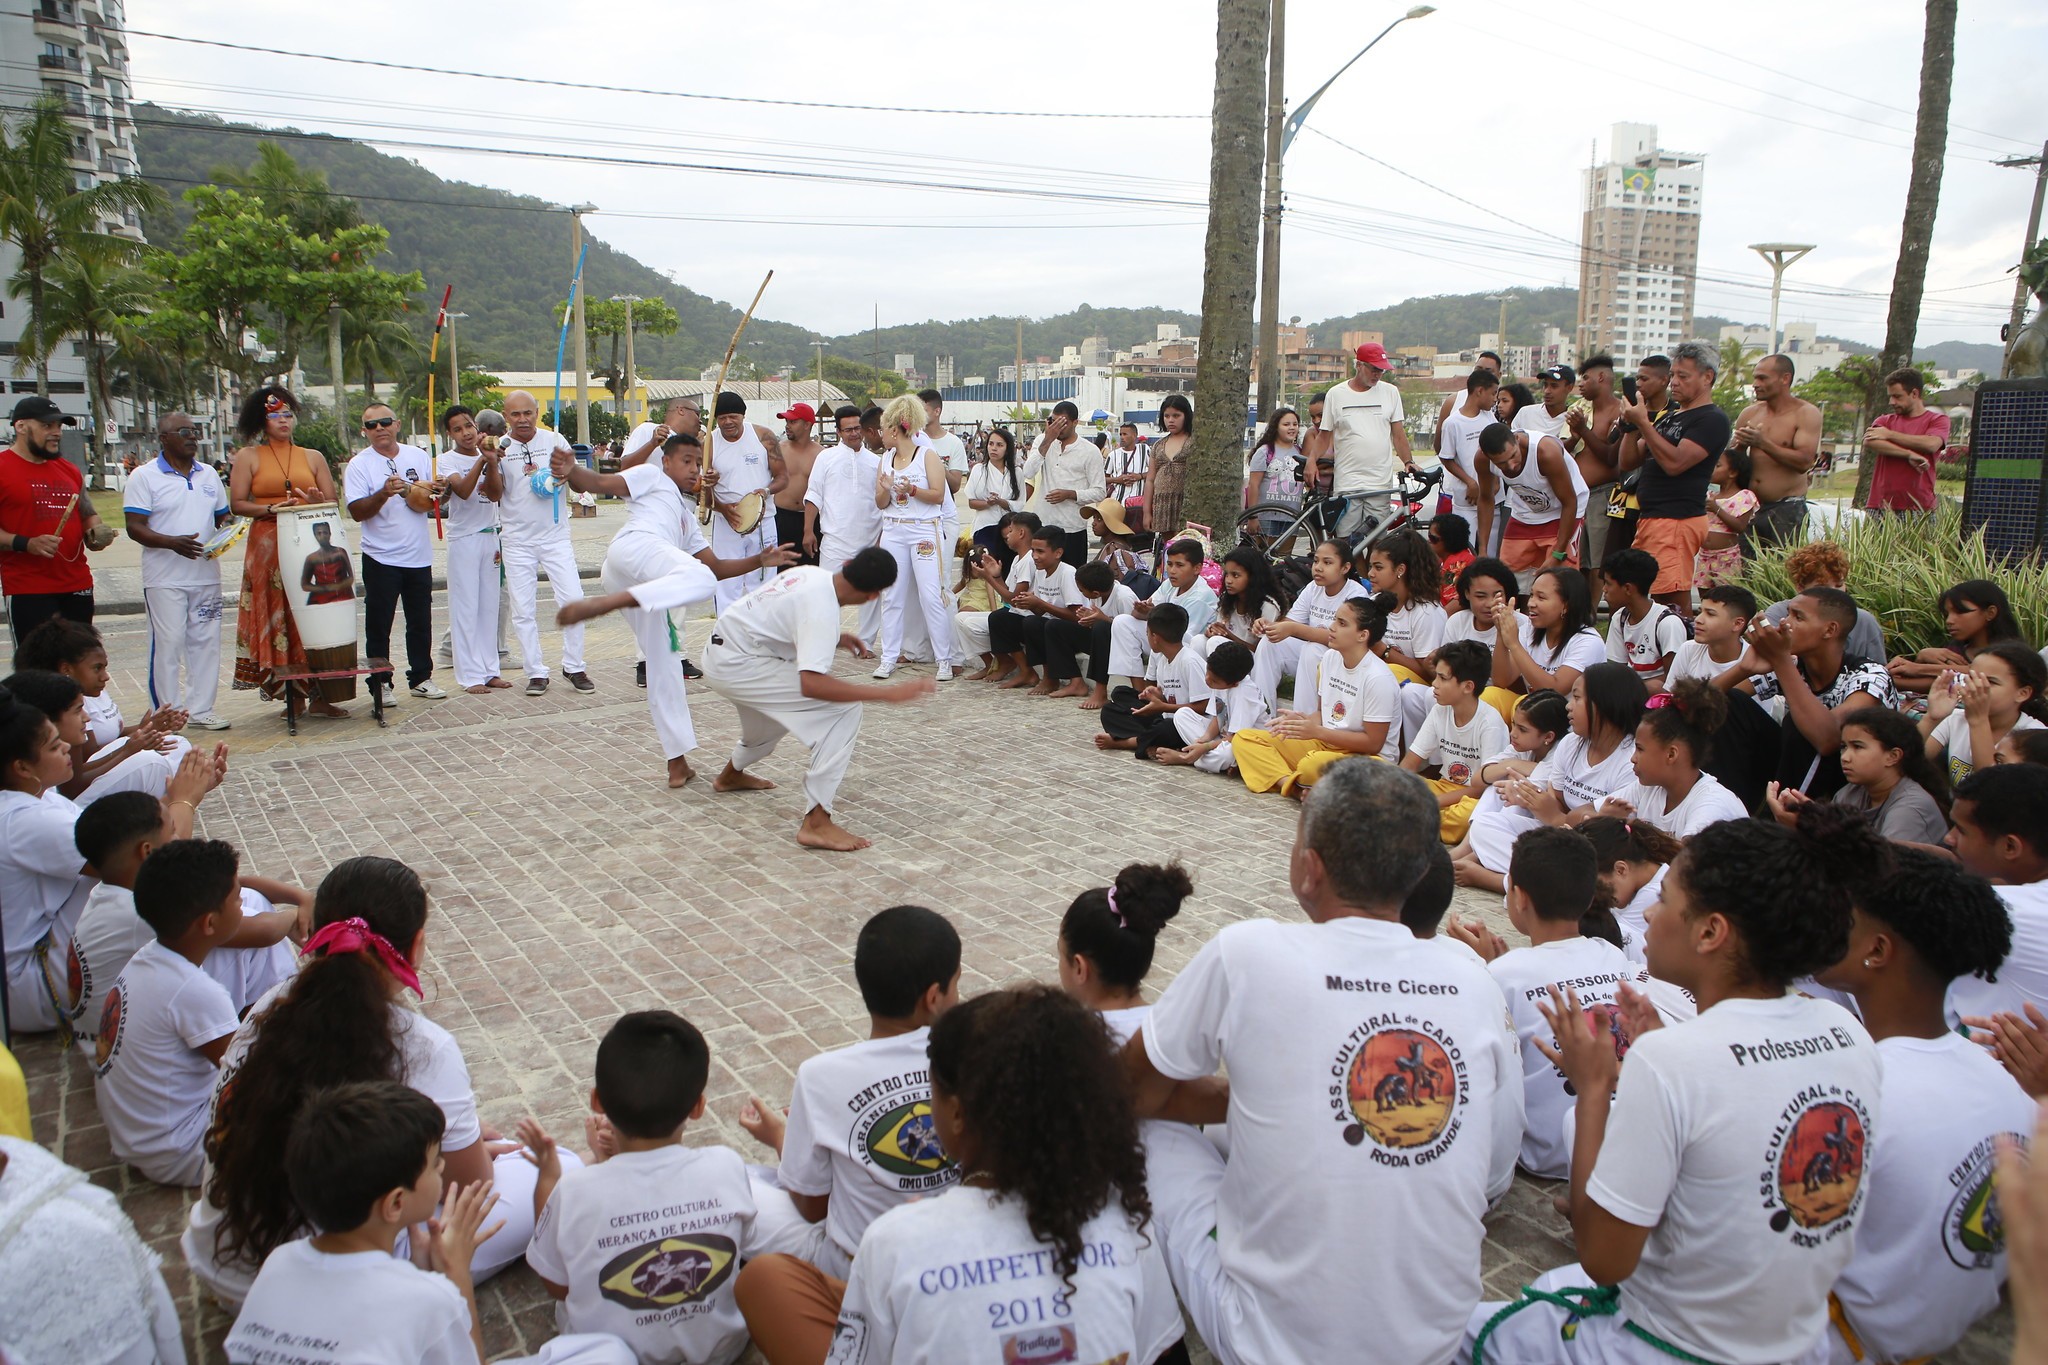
[[1748, 244, 1816, 355], [570, 204, 598, 443], [328, 299, 345, 431], [813, 338, 826, 408], [1489, 292, 1513, 367], [611, 295, 641, 426], [1254, 0, 1285, 424], [446, 311, 466, 407], [1016, 319, 1024, 417], [1999, 142, 2048, 377]]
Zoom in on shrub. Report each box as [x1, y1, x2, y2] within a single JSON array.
[[1736, 503, 2048, 656]]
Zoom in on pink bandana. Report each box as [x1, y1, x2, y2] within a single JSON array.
[[303, 917, 421, 997]]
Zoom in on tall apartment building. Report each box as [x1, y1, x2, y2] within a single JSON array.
[[1, 0, 144, 424], [1574, 123, 1704, 371]]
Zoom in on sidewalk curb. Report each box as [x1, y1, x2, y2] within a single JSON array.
[[6, 564, 608, 621]]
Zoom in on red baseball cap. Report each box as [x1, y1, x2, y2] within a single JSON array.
[[1354, 342, 1395, 372], [776, 402, 817, 423]]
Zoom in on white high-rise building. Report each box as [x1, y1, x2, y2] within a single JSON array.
[[1575, 123, 1705, 371]]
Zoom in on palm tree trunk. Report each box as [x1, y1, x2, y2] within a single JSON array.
[[1855, 0, 1955, 508], [86, 331, 111, 488], [29, 268, 50, 396], [1188, 0, 1271, 547]]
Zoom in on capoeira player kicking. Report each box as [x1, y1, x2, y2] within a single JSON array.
[[550, 434, 795, 788], [702, 547, 934, 852]]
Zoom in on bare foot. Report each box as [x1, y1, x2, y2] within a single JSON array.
[[308, 700, 349, 718], [1551, 1191, 1572, 1219], [485, 676, 513, 689], [1046, 680, 1089, 699], [962, 666, 997, 682], [713, 763, 776, 793], [464, 683, 493, 695], [1078, 695, 1107, 711], [667, 756, 696, 789], [796, 809, 871, 852], [1027, 682, 1057, 697], [1094, 734, 1135, 751], [998, 673, 1038, 690], [1154, 747, 1196, 766]]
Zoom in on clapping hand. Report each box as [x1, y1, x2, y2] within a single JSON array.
[[1271, 708, 1314, 739], [1532, 985, 1623, 1101], [1444, 915, 1507, 961], [1612, 981, 1665, 1044], [514, 1118, 560, 1185], [739, 1095, 788, 1156], [1743, 618, 1794, 672]]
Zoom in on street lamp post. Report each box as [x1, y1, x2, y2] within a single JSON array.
[[569, 203, 598, 444], [445, 311, 467, 407], [1748, 243, 1817, 355], [1256, 3, 1435, 420], [611, 294, 642, 425], [1997, 143, 2048, 378], [813, 339, 827, 409]]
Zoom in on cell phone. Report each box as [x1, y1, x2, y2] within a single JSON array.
[[1621, 375, 1638, 404]]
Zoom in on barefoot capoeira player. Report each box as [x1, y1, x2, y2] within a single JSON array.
[[707, 391, 783, 611], [549, 434, 796, 788], [702, 548, 936, 852]]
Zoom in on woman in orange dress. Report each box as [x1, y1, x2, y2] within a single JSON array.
[[227, 386, 349, 718]]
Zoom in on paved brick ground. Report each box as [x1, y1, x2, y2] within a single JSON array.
[[14, 597, 2011, 1364]]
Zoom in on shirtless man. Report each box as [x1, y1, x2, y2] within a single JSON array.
[[1565, 355, 1624, 602], [772, 402, 823, 565], [1733, 353, 1822, 556]]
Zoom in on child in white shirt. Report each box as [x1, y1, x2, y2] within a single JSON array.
[[1236, 598, 1398, 795], [520, 1011, 760, 1365], [1600, 548, 1688, 691], [1043, 559, 1142, 709], [1663, 585, 1754, 689], [1402, 640, 1510, 843], [1599, 679, 1749, 838], [225, 1080, 631, 1365], [1096, 602, 1213, 759], [92, 837, 246, 1186], [1053, 862, 1193, 1047], [10, 621, 194, 803], [1250, 538, 1369, 714], [1918, 638, 2048, 784], [1156, 639, 1267, 775]]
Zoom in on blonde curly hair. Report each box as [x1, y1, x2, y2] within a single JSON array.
[[880, 392, 928, 440]]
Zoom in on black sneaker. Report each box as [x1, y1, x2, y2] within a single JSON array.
[[681, 657, 704, 680], [525, 676, 549, 697], [564, 669, 596, 694], [635, 661, 647, 688]]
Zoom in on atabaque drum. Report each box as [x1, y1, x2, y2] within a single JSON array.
[[275, 502, 361, 702]]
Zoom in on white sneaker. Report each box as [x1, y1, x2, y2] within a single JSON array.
[[935, 662, 955, 681], [873, 661, 896, 680], [410, 680, 449, 699], [188, 713, 232, 731], [375, 683, 399, 707]]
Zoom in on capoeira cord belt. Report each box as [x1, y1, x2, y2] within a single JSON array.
[[1470, 1284, 1720, 1365], [31, 934, 75, 1050]]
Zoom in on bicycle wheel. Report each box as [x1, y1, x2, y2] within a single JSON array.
[[1236, 502, 1308, 557]]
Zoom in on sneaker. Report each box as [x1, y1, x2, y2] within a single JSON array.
[[374, 683, 399, 707], [635, 661, 647, 688], [873, 661, 896, 680], [410, 680, 448, 699], [681, 657, 704, 681], [936, 662, 955, 681], [564, 670, 596, 694], [525, 676, 549, 697], [188, 713, 232, 732]]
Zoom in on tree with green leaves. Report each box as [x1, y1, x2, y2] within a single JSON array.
[[1712, 335, 1763, 421], [210, 141, 362, 239], [31, 249, 155, 484], [555, 296, 681, 401], [0, 95, 165, 395]]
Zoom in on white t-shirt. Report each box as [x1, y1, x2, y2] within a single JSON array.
[[1142, 916, 1521, 1365], [1931, 711, 2045, 784], [1488, 936, 1649, 1178], [1212, 678, 1270, 737], [1439, 407, 1494, 520], [1318, 648, 1401, 761], [825, 1186, 1179, 1365], [806, 443, 883, 549], [1606, 604, 1690, 689], [1320, 379, 1406, 496], [1286, 578, 1370, 634], [527, 1143, 757, 1365], [619, 462, 708, 554], [0, 787, 88, 1028], [1382, 599, 1446, 662], [1147, 576, 1219, 638], [1511, 402, 1572, 445], [1949, 881, 2048, 1024], [963, 461, 1021, 531], [1587, 994, 1880, 1363], [1147, 644, 1214, 708], [1443, 608, 1534, 654], [84, 689, 123, 747], [123, 456, 229, 589], [439, 450, 499, 539], [496, 429, 577, 544], [928, 430, 967, 482], [1607, 773, 1749, 837], [93, 938, 237, 1186], [778, 1028, 960, 1259], [1613, 864, 1669, 948], [1530, 733, 1638, 811], [1664, 639, 1742, 690], [342, 445, 435, 568], [70, 882, 287, 1043], [225, 1240, 474, 1365], [1015, 560, 1082, 617], [1018, 438, 1106, 534], [1831, 1032, 2034, 1363], [712, 565, 840, 673], [1529, 625, 1607, 680], [1088, 582, 1139, 619], [1409, 703, 1510, 788]]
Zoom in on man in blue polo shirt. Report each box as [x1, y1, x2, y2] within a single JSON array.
[[123, 411, 233, 729]]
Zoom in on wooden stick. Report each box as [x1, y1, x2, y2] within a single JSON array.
[[700, 271, 775, 525]]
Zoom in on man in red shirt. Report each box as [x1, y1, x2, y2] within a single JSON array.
[[1863, 368, 1950, 515], [1, 396, 113, 646]]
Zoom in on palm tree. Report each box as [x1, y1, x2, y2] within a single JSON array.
[[1859, 0, 1956, 507], [210, 141, 361, 239], [341, 308, 421, 404], [0, 95, 165, 394], [32, 248, 154, 484]]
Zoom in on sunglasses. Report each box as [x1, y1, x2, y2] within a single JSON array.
[[362, 417, 397, 430], [169, 427, 200, 439]]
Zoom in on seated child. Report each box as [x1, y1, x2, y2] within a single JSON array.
[[986, 525, 1083, 694], [955, 511, 1038, 681], [1598, 680, 1747, 837], [1409, 555, 1525, 740], [1449, 688, 1569, 889], [1889, 577, 2025, 697], [736, 904, 962, 1280], [949, 539, 994, 614], [1401, 640, 1509, 843], [1577, 815, 1698, 1024], [1250, 538, 1367, 714], [2, 667, 205, 808], [521, 1011, 760, 1365], [12, 618, 195, 802], [1601, 548, 1688, 692], [1919, 639, 2047, 783], [1429, 513, 1475, 610], [737, 986, 1182, 1365], [70, 791, 303, 1042], [1814, 847, 2032, 1365], [1, 685, 94, 1034], [1236, 599, 1396, 796], [1156, 640, 1266, 774], [1767, 707, 1949, 846], [1693, 447, 1755, 588], [1944, 764, 2048, 1027], [1464, 806, 1887, 1365], [1097, 604, 1211, 759], [1043, 560, 1140, 709], [1200, 546, 1286, 655], [1363, 528, 1448, 685], [1999, 728, 2048, 767], [1054, 861, 1193, 1043], [1662, 584, 1753, 687], [1446, 826, 1646, 1179], [225, 1080, 632, 1365], [1109, 539, 1218, 689], [92, 838, 245, 1186]]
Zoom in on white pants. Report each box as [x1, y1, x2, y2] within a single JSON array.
[[711, 506, 775, 611], [447, 533, 502, 687], [954, 609, 996, 660], [502, 533, 584, 678], [1464, 1262, 1831, 1365], [1142, 1120, 1265, 1365], [1251, 634, 1325, 714], [1109, 612, 1154, 680], [79, 735, 190, 806], [1400, 678, 1437, 750], [703, 639, 863, 813], [142, 583, 223, 718], [877, 519, 953, 667], [503, 1337, 636, 1365], [1465, 785, 1535, 872], [819, 534, 882, 642], [602, 533, 719, 760], [747, 1169, 855, 1279]]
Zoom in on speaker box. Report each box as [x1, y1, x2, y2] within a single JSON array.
[[1961, 378, 2048, 558]]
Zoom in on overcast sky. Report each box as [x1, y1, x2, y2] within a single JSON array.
[[131, 0, 2046, 350]]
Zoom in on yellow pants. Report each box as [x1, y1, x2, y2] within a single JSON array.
[[1429, 777, 1479, 843], [1481, 685, 1520, 726], [1237, 732, 1372, 794], [1390, 662, 1426, 686]]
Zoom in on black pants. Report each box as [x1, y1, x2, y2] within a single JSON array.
[[988, 609, 1052, 665], [1059, 529, 1088, 569], [362, 553, 433, 689], [1100, 685, 1182, 756], [5, 589, 94, 649], [1044, 617, 1111, 684], [774, 505, 817, 565]]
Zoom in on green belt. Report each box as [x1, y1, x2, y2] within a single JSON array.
[[1472, 1284, 1720, 1365]]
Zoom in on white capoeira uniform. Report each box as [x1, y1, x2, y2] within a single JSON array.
[[497, 429, 585, 680], [708, 423, 776, 611], [805, 441, 883, 642], [601, 465, 721, 760], [123, 454, 228, 720], [1108, 580, 1219, 681], [875, 444, 954, 669], [80, 693, 187, 805], [703, 566, 863, 812], [440, 448, 502, 688], [1251, 578, 1370, 714]]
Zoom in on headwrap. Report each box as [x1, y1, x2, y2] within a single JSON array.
[[714, 390, 747, 417], [263, 393, 293, 416], [1645, 692, 1676, 711], [303, 917, 421, 997]]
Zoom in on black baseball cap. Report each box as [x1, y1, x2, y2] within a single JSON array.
[[1539, 364, 1577, 384], [9, 396, 76, 426]]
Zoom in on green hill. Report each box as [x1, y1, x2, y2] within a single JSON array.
[[1310, 287, 1579, 352]]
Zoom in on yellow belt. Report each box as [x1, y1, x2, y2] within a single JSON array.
[[1828, 1292, 1932, 1365]]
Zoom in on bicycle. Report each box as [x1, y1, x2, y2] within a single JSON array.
[[1235, 464, 1444, 563]]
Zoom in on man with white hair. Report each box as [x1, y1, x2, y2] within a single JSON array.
[[497, 390, 594, 695], [1318, 342, 1415, 538], [1618, 340, 1731, 613]]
